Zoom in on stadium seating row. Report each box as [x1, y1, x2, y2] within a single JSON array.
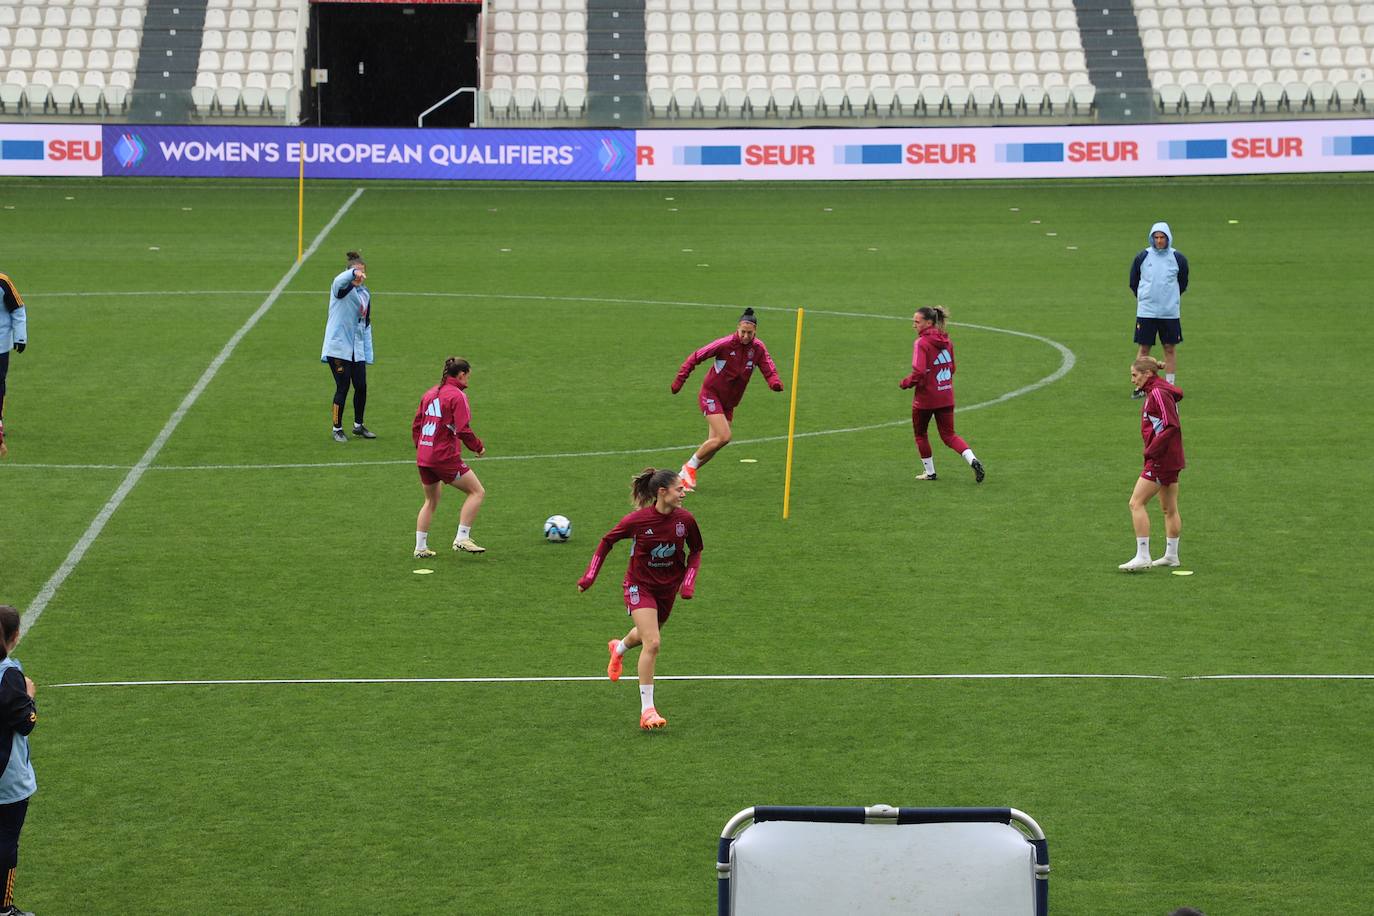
[[191, 83, 292, 117], [644, 0, 1073, 10], [1143, 25, 1374, 51], [204, 0, 292, 10], [199, 27, 297, 54], [204, 8, 297, 32], [0, 6, 141, 28], [1, 25, 142, 49], [1136, 1, 1372, 28], [646, 8, 1077, 33], [1156, 78, 1374, 114], [195, 51, 296, 83], [487, 0, 586, 11], [0, 78, 128, 116], [648, 48, 1088, 73], [647, 81, 1094, 118], [490, 52, 585, 77], [645, 27, 1082, 54]]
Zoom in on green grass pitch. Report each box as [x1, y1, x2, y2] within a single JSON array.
[[1, 173, 1371, 914]]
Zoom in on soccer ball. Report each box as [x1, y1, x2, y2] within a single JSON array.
[[543, 515, 572, 542]]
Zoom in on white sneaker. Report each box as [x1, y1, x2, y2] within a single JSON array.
[[1151, 555, 1180, 567], [1118, 556, 1152, 572]]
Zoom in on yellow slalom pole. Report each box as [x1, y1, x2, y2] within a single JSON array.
[[296, 141, 305, 262], [782, 307, 804, 519]]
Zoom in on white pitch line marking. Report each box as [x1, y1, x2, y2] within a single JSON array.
[[3, 300, 1074, 474], [19, 188, 367, 638], [47, 673, 1170, 689]]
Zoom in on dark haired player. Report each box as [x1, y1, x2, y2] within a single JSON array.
[[578, 468, 703, 730], [899, 306, 984, 483], [412, 357, 487, 557], [671, 307, 783, 491]]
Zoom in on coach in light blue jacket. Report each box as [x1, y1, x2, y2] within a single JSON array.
[[0, 270, 28, 455], [320, 250, 376, 442], [1128, 221, 1189, 395]]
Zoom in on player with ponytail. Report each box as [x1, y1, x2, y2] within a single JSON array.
[[899, 306, 985, 483], [411, 357, 488, 557], [670, 307, 784, 492], [578, 468, 703, 730]]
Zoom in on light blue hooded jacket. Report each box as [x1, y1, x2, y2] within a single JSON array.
[[320, 267, 374, 364], [1129, 221, 1189, 319], [0, 272, 26, 353]]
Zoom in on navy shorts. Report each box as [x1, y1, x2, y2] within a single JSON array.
[[1134, 317, 1183, 346]]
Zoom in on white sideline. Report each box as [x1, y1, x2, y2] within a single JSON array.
[[19, 188, 367, 638], [44, 673, 1374, 689], [46, 673, 1172, 688]]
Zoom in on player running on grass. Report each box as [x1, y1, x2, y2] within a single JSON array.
[[899, 306, 985, 484], [412, 357, 487, 557], [671, 308, 783, 491], [578, 468, 702, 731]]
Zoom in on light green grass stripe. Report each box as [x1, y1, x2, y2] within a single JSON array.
[[19, 188, 367, 638]]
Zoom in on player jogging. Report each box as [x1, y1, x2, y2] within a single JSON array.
[[578, 468, 703, 731], [1120, 357, 1185, 572], [899, 306, 985, 483], [412, 357, 487, 557], [671, 307, 783, 491]]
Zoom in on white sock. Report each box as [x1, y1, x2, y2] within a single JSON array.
[[921, 457, 935, 475], [1136, 536, 1150, 560], [615, 640, 628, 657], [686, 455, 701, 470], [1165, 537, 1179, 559], [639, 684, 655, 712], [416, 532, 428, 550], [456, 525, 471, 542], [1165, 373, 1175, 384], [960, 448, 977, 466]]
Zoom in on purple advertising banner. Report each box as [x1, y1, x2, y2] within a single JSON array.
[[100, 126, 636, 181]]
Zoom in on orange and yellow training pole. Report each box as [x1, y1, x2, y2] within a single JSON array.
[[782, 307, 804, 519]]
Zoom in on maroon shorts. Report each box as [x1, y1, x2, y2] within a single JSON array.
[[623, 582, 679, 626], [418, 462, 469, 485], [1141, 463, 1181, 486], [699, 392, 734, 422]]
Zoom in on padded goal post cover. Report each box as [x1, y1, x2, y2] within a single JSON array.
[[729, 820, 1038, 915]]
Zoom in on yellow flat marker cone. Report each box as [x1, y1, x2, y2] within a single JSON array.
[[1172, 570, 1194, 576], [413, 568, 435, 575]]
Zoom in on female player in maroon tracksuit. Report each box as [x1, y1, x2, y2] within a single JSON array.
[[1120, 356, 1185, 572], [577, 468, 703, 730], [670, 307, 783, 491], [899, 306, 985, 483], [411, 357, 487, 558]]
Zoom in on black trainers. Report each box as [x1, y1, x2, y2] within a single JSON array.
[[971, 458, 985, 483], [915, 472, 938, 481], [352, 424, 376, 439], [1131, 388, 1146, 399], [331, 428, 347, 443], [0, 904, 37, 916]]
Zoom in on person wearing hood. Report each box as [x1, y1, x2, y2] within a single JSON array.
[[670, 307, 784, 492], [1120, 356, 1185, 572], [321, 250, 376, 442], [899, 306, 985, 483], [0, 270, 28, 459], [411, 357, 487, 557], [1128, 221, 1189, 398]]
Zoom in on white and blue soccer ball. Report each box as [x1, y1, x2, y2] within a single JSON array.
[[543, 515, 572, 542]]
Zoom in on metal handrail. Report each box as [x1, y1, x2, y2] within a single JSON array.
[[418, 87, 477, 128]]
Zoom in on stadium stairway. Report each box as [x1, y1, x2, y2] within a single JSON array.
[[129, 0, 210, 121], [586, 0, 646, 125], [1072, 0, 1153, 121]]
